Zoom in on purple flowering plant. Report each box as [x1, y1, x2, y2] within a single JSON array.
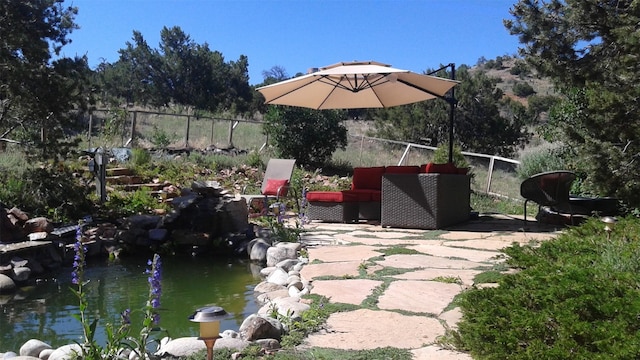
[[70, 221, 102, 358], [71, 220, 165, 358]]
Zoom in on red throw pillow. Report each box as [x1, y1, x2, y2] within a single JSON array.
[[263, 179, 289, 196], [423, 162, 457, 174]]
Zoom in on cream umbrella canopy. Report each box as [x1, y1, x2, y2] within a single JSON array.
[[257, 61, 458, 109], [257, 60, 460, 161]]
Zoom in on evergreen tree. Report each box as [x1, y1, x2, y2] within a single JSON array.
[[0, 0, 90, 160], [506, 0, 640, 207], [371, 66, 530, 158]]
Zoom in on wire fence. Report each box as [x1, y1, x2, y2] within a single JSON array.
[[85, 109, 265, 151], [334, 134, 522, 199], [82, 109, 522, 199]]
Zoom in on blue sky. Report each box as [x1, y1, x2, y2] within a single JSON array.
[[61, 0, 522, 85]]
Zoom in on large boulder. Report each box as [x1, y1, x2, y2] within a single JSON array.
[[155, 337, 205, 358], [0, 274, 16, 294], [248, 239, 270, 262], [23, 217, 54, 234], [239, 314, 284, 341], [47, 344, 82, 360], [11, 266, 31, 282], [266, 243, 299, 267], [20, 339, 52, 357]]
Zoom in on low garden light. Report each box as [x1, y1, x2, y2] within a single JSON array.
[[269, 202, 282, 216], [189, 306, 228, 360], [601, 216, 617, 241]]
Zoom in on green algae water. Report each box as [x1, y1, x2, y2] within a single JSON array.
[[0, 255, 262, 352]]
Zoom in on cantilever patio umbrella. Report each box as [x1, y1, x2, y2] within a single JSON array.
[[257, 61, 460, 162]]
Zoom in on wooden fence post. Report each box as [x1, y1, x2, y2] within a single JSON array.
[[185, 114, 191, 148], [227, 120, 234, 148], [128, 111, 137, 147]]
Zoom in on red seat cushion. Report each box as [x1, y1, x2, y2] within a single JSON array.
[[306, 191, 358, 202], [263, 179, 289, 196], [343, 189, 381, 202], [385, 165, 421, 174], [351, 166, 385, 190]]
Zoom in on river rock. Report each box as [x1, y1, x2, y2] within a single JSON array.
[[11, 267, 31, 282], [275, 259, 299, 272], [253, 281, 284, 293], [155, 337, 205, 357], [260, 296, 310, 320], [148, 228, 168, 242], [266, 267, 288, 287], [0, 274, 16, 293], [214, 337, 251, 351], [255, 338, 281, 351], [248, 239, 270, 262], [259, 266, 275, 277], [239, 314, 284, 341], [47, 344, 82, 360], [19, 339, 51, 357], [10, 257, 28, 268], [256, 289, 289, 304], [266, 244, 298, 267], [23, 217, 54, 234], [39, 348, 54, 360]]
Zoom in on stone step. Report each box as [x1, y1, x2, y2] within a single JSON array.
[[106, 175, 144, 185], [119, 183, 166, 192], [106, 167, 133, 176]]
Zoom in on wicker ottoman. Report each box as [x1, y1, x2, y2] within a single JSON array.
[[306, 191, 359, 223], [381, 173, 470, 229]]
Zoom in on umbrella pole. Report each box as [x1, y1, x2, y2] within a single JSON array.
[[427, 63, 457, 164], [448, 64, 456, 164]]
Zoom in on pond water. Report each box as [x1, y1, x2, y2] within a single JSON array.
[[0, 255, 263, 352]]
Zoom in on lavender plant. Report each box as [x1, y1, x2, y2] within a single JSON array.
[[70, 222, 102, 358], [71, 221, 165, 358]]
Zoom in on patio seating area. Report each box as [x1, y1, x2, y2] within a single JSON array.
[[305, 163, 471, 230]]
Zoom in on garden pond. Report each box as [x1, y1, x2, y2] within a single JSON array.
[[0, 255, 262, 352]]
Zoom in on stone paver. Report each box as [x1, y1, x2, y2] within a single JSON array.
[[377, 280, 461, 314], [300, 261, 362, 279], [376, 253, 488, 270], [298, 215, 563, 358], [304, 309, 443, 350], [391, 268, 480, 286], [305, 244, 382, 262], [309, 279, 382, 305], [407, 244, 500, 263]]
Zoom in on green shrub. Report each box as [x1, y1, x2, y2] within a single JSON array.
[[244, 151, 264, 168], [516, 143, 568, 180], [105, 188, 164, 216], [455, 217, 640, 359], [0, 165, 93, 222], [432, 143, 469, 168], [263, 106, 348, 168], [150, 125, 174, 148], [513, 81, 536, 97], [130, 148, 151, 167]]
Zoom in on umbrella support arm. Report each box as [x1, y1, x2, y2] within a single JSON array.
[[428, 63, 457, 164]]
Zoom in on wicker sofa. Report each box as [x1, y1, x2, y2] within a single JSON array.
[[380, 173, 470, 229], [306, 163, 470, 228]]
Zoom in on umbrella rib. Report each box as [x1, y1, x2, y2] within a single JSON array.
[[396, 78, 450, 101]]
